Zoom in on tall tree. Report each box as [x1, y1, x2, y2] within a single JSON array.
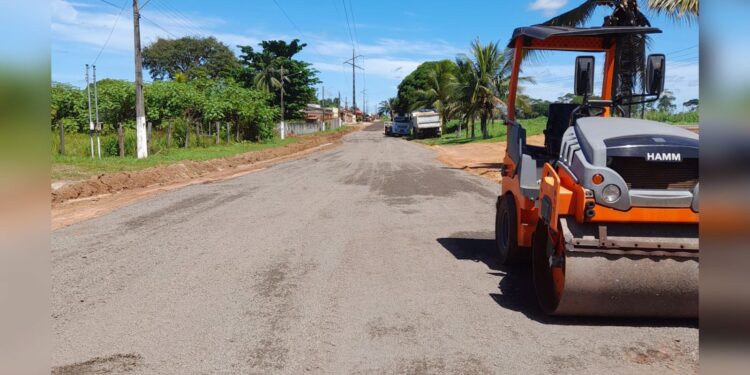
[[464, 39, 505, 139], [657, 89, 677, 112], [95, 79, 136, 131], [51, 82, 85, 132], [238, 39, 320, 120], [413, 60, 457, 134], [395, 61, 445, 115], [142, 36, 240, 81], [378, 97, 398, 118], [251, 52, 283, 93], [453, 56, 479, 138]]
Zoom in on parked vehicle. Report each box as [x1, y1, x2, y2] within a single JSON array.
[[387, 115, 413, 136], [410, 110, 441, 138]]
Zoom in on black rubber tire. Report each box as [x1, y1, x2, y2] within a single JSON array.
[[531, 219, 560, 315], [495, 194, 530, 265]]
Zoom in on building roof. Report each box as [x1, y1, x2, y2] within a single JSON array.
[[508, 25, 661, 47]]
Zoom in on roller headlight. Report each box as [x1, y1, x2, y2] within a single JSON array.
[[602, 184, 621, 203]]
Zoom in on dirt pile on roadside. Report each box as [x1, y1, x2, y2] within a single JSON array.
[[431, 135, 545, 184], [52, 128, 357, 204]]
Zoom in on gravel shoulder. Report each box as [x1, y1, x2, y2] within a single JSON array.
[[429, 134, 544, 184]]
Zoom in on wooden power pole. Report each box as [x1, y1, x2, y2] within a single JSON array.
[[279, 67, 286, 140], [133, 0, 148, 158]]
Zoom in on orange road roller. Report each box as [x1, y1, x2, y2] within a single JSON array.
[[495, 24, 698, 318]]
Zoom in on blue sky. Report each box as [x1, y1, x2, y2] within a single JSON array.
[[52, 0, 699, 112]]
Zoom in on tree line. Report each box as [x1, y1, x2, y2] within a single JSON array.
[[379, 39, 534, 139], [51, 37, 321, 152]]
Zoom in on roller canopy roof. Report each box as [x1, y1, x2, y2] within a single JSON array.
[[507, 25, 662, 47]]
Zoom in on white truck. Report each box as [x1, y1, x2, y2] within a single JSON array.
[[410, 110, 441, 138], [386, 115, 412, 136]]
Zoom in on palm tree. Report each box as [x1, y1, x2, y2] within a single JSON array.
[[414, 60, 457, 135], [467, 39, 506, 139], [452, 56, 479, 138], [543, 0, 697, 27], [491, 53, 536, 119], [378, 97, 398, 119], [253, 52, 282, 93], [647, 0, 698, 20]]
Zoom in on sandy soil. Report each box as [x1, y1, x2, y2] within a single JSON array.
[[51, 126, 362, 230], [431, 134, 545, 184]]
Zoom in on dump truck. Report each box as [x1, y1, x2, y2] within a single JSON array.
[[410, 110, 441, 138], [495, 24, 698, 318]]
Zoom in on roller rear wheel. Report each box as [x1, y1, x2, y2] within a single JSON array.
[[495, 195, 529, 265]]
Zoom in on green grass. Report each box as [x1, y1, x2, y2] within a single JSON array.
[[52, 126, 350, 181], [644, 111, 699, 125], [415, 117, 548, 146]]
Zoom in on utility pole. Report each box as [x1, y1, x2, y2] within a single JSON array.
[[279, 66, 286, 140], [85, 64, 94, 159], [338, 91, 341, 109], [133, 0, 148, 158], [362, 88, 367, 116], [343, 49, 363, 112], [93, 65, 101, 159]]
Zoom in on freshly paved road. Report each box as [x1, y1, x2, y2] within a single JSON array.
[[52, 123, 698, 374]]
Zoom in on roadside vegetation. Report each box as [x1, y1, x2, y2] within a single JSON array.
[[51, 127, 350, 181], [52, 37, 327, 178]]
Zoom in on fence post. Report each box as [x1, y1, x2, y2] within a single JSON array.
[[195, 122, 200, 146], [146, 121, 151, 146], [117, 122, 125, 157], [58, 122, 65, 155], [226, 122, 230, 143], [184, 121, 190, 148], [215, 121, 220, 144]]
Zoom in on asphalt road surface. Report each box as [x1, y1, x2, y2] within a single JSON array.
[[52, 123, 698, 374]]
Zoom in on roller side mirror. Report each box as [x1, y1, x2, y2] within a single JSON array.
[[646, 54, 666, 95], [574, 56, 595, 97]]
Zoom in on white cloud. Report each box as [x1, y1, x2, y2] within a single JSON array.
[[529, 0, 568, 16], [51, 0, 255, 56]]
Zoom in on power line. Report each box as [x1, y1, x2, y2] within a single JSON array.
[[151, 0, 204, 37], [93, 0, 128, 64], [346, 0, 361, 52], [140, 14, 177, 38], [98, 0, 180, 40], [341, 0, 355, 48], [664, 44, 698, 55], [98, 0, 121, 8], [271, 0, 305, 38]]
